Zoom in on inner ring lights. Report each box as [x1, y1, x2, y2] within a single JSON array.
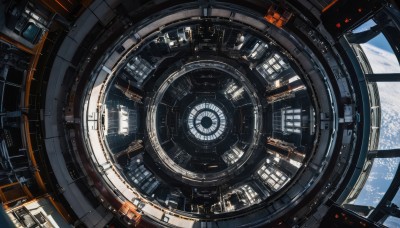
[[188, 102, 227, 141], [146, 59, 263, 186]]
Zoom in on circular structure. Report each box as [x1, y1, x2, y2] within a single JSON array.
[[144, 59, 265, 187], [91, 12, 324, 220], [21, 0, 398, 227], [187, 102, 226, 140]]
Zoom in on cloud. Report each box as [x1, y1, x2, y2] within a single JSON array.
[[360, 43, 400, 74]]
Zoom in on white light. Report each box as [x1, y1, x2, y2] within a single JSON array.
[[274, 80, 280, 87], [272, 63, 281, 71], [288, 76, 300, 83], [268, 58, 276, 65], [187, 102, 227, 141]]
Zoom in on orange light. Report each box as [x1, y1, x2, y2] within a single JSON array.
[[264, 5, 292, 28], [54, 0, 71, 12], [358, 8, 363, 13], [322, 0, 339, 13]]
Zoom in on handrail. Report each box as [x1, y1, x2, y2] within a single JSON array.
[[21, 32, 75, 223], [22, 32, 48, 192], [0, 34, 35, 55]]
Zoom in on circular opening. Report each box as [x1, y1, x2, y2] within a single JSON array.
[[200, 116, 212, 128], [188, 102, 227, 141]]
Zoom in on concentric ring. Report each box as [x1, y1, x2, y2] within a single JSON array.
[[60, 1, 357, 225], [188, 102, 227, 141], [146, 59, 264, 186]]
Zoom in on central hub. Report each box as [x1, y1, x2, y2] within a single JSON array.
[[201, 116, 212, 128], [145, 59, 264, 186], [187, 102, 226, 141]]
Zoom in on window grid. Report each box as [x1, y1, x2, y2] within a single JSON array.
[[257, 161, 289, 191], [256, 53, 288, 80]]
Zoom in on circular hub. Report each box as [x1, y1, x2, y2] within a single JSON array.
[[146, 59, 264, 186], [200, 116, 212, 128], [187, 102, 226, 141]]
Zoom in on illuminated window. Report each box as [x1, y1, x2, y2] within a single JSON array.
[[256, 53, 289, 80], [126, 159, 160, 195], [124, 56, 153, 86], [248, 41, 268, 60], [273, 107, 302, 134], [222, 146, 244, 165], [224, 81, 244, 101], [257, 159, 290, 191]]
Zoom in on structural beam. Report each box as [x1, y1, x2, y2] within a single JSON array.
[[266, 79, 303, 97], [343, 204, 374, 217], [368, 149, 400, 159], [381, 203, 400, 218], [346, 24, 382, 44], [113, 140, 143, 159], [369, 161, 400, 221], [0, 34, 35, 55], [266, 139, 305, 163], [114, 78, 143, 103], [378, 8, 400, 65], [365, 73, 400, 82]]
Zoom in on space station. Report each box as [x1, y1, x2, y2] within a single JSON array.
[[0, 0, 400, 227]]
